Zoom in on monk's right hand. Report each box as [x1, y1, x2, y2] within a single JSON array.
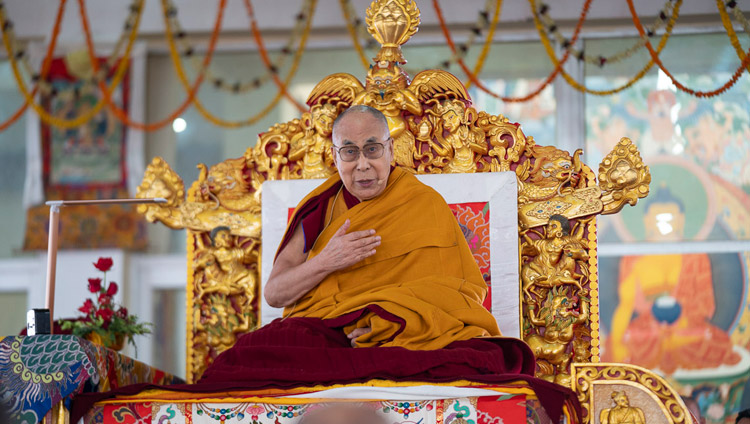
[[317, 219, 380, 272]]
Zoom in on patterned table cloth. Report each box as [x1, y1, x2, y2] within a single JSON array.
[[86, 392, 555, 424], [0, 335, 183, 424]]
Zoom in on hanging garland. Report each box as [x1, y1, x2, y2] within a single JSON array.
[[77, 0, 223, 131], [3, 0, 749, 133], [726, 0, 750, 37], [0, 0, 65, 130], [36, 0, 144, 96], [433, 0, 592, 102], [244, 0, 307, 112], [159, 0, 314, 128], [405, 0, 500, 78], [717, 0, 750, 72], [467, 0, 503, 88], [167, 0, 313, 94], [0, 0, 137, 129], [339, 0, 374, 69], [3, 0, 142, 98], [626, 0, 750, 97], [529, 0, 683, 96], [539, 0, 677, 67]]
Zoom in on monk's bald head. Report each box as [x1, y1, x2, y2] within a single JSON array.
[[299, 405, 386, 424], [332, 105, 389, 140]]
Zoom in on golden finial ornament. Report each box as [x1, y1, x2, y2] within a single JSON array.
[[366, 0, 421, 64]]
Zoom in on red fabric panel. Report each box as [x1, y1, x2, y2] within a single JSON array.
[[476, 395, 527, 424]]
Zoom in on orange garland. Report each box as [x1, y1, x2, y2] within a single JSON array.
[[244, 0, 306, 112], [77, 0, 224, 131], [0, 0, 66, 131], [626, 0, 750, 97], [432, 0, 593, 102], [9, 0, 747, 135]]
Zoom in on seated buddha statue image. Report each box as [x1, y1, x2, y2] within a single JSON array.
[[607, 184, 740, 372]]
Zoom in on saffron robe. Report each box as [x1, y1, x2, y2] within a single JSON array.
[[279, 167, 501, 350]]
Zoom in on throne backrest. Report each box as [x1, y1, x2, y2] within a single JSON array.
[[260, 172, 521, 337]]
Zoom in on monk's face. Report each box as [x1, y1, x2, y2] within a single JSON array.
[[332, 112, 393, 201]]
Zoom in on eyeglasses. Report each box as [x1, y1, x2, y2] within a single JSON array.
[[333, 140, 388, 162]]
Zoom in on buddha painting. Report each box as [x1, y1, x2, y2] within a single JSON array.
[[605, 185, 741, 373]]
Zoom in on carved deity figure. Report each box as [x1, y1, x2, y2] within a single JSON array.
[[599, 391, 645, 424], [521, 214, 588, 300], [193, 226, 258, 309], [192, 293, 253, 377], [428, 99, 487, 173], [289, 103, 338, 179], [525, 286, 590, 386], [353, 62, 421, 167]]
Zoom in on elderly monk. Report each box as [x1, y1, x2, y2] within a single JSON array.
[[264, 105, 500, 349], [70, 106, 581, 424]]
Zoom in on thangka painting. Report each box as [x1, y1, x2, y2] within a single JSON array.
[[586, 67, 750, 423], [23, 55, 147, 250]]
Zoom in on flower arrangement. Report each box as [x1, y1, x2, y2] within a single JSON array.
[[61, 257, 151, 350]]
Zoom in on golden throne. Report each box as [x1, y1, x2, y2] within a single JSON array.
[[133, 1, 692, 422]]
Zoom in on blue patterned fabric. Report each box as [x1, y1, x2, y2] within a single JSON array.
[[0, 335, 183, 424]]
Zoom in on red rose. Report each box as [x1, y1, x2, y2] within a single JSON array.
[[93, 257, 113, 272], [117, 307, 128, 319], [106, 282, 118, 296], [98, 293, 111, 305], [78, 299, 94, 315], [88, 278, 102, 293], [96, 308, 114, 322]]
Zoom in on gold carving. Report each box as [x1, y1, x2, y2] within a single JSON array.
[[520, 203, 594, 385], [479, 113, 532, 173], [355, 63, 422, 167], [526, 286, 590, 386], [518, 146, 583, 204], [366, 0, 420, 64], [414, 99, 486, 173], [190, 227, 258, 378], [599, 137, 651, 214], [572, 363, 693, 424], [137, 157, 261, 237], [290, 103, 340, 179], [600, 391, 646, 424], [194, 227, 257, 305], [519, 186, 604, 229], [521, 215, 589, 299]]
